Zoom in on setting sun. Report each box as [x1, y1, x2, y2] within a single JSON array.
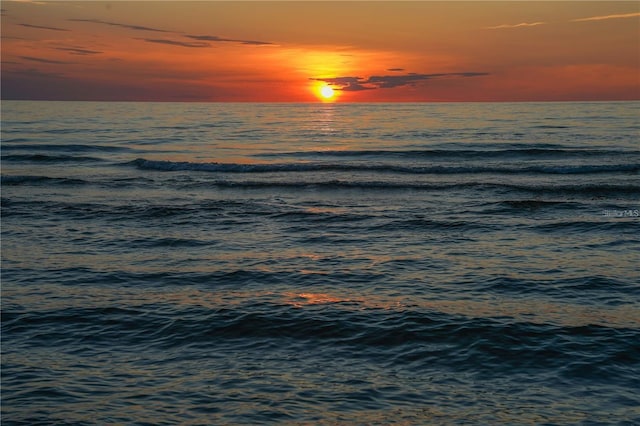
[[320, 85, 335, 99], [314, 84, 337, 102]]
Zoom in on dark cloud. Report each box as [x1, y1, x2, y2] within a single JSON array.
[[139, 34, 273, 48], [367, 73, 457, 88], [187, 34, 274, 46], [311, 76, 375, 91], [456, 72, 490, 77], [1, 68, 217, 101], [140, 38, 210, 48], [311, 72, 489, 91], [55, 47, 103, 56], [69, 19, 171, 33], [66, 18, 273, 47], [20, 56, 74, 65], [387, 68, 405, 72], [20, 23, 70, 32], [3, 68, 65, 79]]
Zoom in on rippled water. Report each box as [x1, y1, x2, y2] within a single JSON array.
[[2, 101, 639, 424]]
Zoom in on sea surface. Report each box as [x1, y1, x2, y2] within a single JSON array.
[[2, 101, 639, 425]]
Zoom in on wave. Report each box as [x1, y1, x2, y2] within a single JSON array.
[[130, 158, 640, 175], [480, 275, 639, 299], [4, 173, 639, 197], [0, 198, 269, 221], [371, 218, 500, 233], [180, 179, 640, 197], [1, 175, 88, 186], [531, 219, 640, 233], [498, 199, 577, 209], [2, 154, 104, 163], [530, 124, 571, 129], [3, 300, 638, 378], [256, 148, 639, 160], [1, 142, 136, 153]]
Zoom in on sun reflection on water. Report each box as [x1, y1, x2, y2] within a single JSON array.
[[5, 283, 638, 330]]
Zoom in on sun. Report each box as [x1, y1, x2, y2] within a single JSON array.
[[314, 84, 337, 102], [320, 85, 334, 99]]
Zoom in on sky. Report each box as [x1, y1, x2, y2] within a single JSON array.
[[1, 1, 639, 102]]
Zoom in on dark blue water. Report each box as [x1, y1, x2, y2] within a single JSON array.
[[2, 101, 639, 424]]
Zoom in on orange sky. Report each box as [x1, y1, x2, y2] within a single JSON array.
[[1, 1, 639, 102]]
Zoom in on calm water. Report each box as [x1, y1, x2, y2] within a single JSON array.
[[2, 101, 639, 424]]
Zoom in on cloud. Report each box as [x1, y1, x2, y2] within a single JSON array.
[[20, 23, 69, 31], [139, 38, 210, 48], [3, 68, 65, 79], [20, 55, 74, 64], [366, 74, 436, 89], [69, 18, 171, 33], [485, 22, 545, 30], [187, 34, 274, 46], [387, 68, 405, 72], [311, 72, 489, 91], [311, 76, 374, 91], [55, 47, 102, 55], [571, 12, 640, 22], [369, 72, 488, 89], [67, 19, 274, 47]]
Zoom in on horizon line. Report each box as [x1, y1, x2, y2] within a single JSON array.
[[2, 99, 639, 104]]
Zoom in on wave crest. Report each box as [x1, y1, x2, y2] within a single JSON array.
[[130, 158, 640, 175]]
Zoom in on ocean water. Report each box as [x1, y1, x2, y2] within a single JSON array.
[[1, 101, 639, 424]]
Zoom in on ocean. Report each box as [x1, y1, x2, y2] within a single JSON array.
[[1, 101, 639, 424]]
